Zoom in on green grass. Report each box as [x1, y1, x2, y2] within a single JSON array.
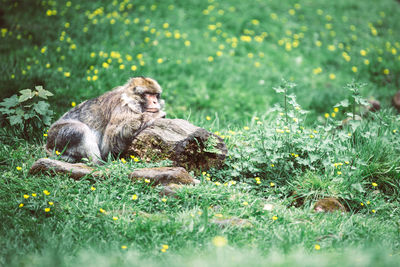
[[1, 0, 400, 266]]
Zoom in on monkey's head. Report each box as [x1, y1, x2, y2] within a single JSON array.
[[124, 77, 165, 113]]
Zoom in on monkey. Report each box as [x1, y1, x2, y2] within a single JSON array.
[[46, 77, 166, 164]]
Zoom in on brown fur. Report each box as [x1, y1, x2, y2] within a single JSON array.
[[46, 77, 165, 164]]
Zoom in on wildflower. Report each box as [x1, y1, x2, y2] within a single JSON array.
[[309, 135, 314, 139], [334, 107, 339, 113], [383, 69, 390, 75], [215, 182, 221, 186], [364, 59, 370, 65], [372, 209, 376, 213], [212, 236, 227, 247], [207, 56, 214, 62], [45, 208, 51, 212], [272, 216, 278, 221], [337, 171, 342, 175], [120, 158, 126, 164], [372, 182, 378, 187], [92, 75, 98, 81], [131, 65, 137, 71], [23, 194, 29, 199], [315, 244, 321, 250], [43, 190, 50, 195], [242, 201, 249, 206], [121, 245, 127, 250], [360, 49, 367, 56], [32, 193, 37, 197], [113, 216, 118, 221], [161, 198, 167, 202], [19, 203, 24, 208], [329, 73, 336, 80], [243, 126, 249, 131], [351, 66, 358, 73], [48, 202, 54, 205], [91, 186, 96, 191], [270, 182, 275, 187], [366, 201, 370, 205], [119, 64, 125, 70], [71, 101, 76, 107], [55, 150, 60, 155], [331, 113, 336, 118], [324, 113, 330, 118], [102, 62, 109, 68], [99, 208, 106, 213], [144, 179, 151, 183], [360, 202, 364, 206], [16, 166, 22, 171], [206, 116, 211, 121], [41, 47, 47, 53]]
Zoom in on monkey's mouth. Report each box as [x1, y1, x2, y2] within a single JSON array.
[[146, 108, 160, 113]]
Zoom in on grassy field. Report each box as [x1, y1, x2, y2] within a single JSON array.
[[1, 0, 400, 266]]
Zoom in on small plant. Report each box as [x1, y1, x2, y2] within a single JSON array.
[[0, 86, 53, 139]]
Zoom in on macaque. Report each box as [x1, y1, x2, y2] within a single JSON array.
[[46, 77, 166, 164]]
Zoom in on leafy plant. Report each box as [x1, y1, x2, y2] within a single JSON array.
[[0, 86, 53, 139]]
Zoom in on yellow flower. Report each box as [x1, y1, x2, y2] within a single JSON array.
[[16, 166, 22, 171], [157, 58, 163, 64], [309, 135, 315, 139], [121, 245, 127, 250], [19, 203, 24, 208], [23, 194, 29, 199], [71, 101, 76, 107], [212, 236, 227, 247], [45, 208, 51, 212], [92, 75, 98, 81], [48, 202, 54, 205], [207, 56, 214, 62], [351, 66, 358, 73], [315, 244, 321, 250], [372, 209, 376, 213], [270, 164, 275, 167], [206, 116, 211, 121], [242, 201, 249, 206], [55, 150, 60, 155], [324, 113, 330, 118], [91, 186, 96, 191], [131, 65, 137, 71], [360, 202, 364, 206], [243, 126, 250, 131], [184, 40, 191, 46], [102, 62, 109, 68], [144, 179, 151, 183], [331, 113, 336, 118], [364, 59, 370, 65], [329, 73, 336, 80], [132, 194, 138, 200], [372, 182, 378, 187], [65, 22, 70, 28], [99, 208, 106, 213], [333, 107, 339, 113], [119, 64, 125, 70], [383, 69, 390, 75], [32, 193, 37, 197], [161, 198, 167, 202], [120, 158, 126, 164], [272, 216, 278, 221], [41, 46, 47, 53], [360, 49, 367, 56], [366, 201, 370, 205], [43, 190, 50, 195]]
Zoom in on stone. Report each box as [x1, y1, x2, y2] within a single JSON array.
[[125, 118, 227, 173], [129, 166, 198, 186], [29, 158, 102, 179], [393, 91, 400, 112], [313, 197, 346, 213]]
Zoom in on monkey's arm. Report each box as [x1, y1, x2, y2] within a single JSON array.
[[100, 112, 161, 158]]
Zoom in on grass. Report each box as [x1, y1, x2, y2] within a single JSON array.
[[1, 0, 400, 266]]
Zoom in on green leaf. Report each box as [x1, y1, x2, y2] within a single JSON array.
[[9, 114, 23, 126], [35, 86, 53, 99], [33, 101, 51, 116], [335, 99, 350, 108], [351, 183, 365, 193], [19, 89, 35, 102], [0, 95, 19, 108]]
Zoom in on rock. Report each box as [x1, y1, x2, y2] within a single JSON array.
[[313, 197, 346, 213], [129, 166, 198, 186], [210, 217, 252, 228], [125, 118, 227, 173], [29, 158, 102, 179], [393, 91, 400, 112], [368, 100, 380, 112]]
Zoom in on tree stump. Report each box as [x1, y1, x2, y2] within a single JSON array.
[[125, 118, 228, 173]]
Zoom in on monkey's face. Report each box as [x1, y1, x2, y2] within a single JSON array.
[[144, 93, 161, 113]]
